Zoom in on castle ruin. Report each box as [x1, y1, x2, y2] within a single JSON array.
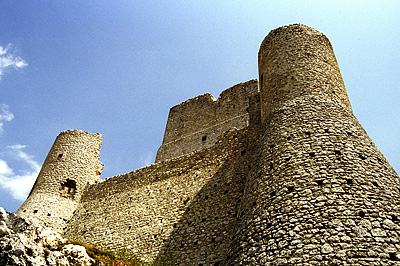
[[16, 24, 400, 265]]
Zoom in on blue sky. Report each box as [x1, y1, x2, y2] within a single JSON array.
[[0, 1, 399, 212]]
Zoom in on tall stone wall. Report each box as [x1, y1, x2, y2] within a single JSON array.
[[64, 127, 252, 265], [14, 24, 400, 266], [16, 130, 103, 231], [155, 80, 258, 162], [225, 24, 400, 265]]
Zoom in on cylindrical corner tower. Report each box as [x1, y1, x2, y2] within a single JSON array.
[[258, 24, 352, 122], [226, 24, 400, 265], [16, 130, 103, 232]]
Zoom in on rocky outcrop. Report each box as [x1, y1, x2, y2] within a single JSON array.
[[0, 207, 94, 266]]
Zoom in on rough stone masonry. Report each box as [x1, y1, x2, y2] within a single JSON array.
[[14, 24, 400, 265]]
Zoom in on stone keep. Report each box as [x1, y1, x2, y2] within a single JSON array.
[[16, 130, 103, 231], [16, 24, 400, 265]]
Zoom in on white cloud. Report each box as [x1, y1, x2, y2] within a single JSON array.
[[0, 145, 40, 202], [0, 104, 14, 132], [0, 44, 28, 79]]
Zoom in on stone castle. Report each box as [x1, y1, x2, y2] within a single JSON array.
[[16, 25, 400, 265]]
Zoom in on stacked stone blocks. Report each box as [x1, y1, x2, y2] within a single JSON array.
[[16, 24, 400, 265]]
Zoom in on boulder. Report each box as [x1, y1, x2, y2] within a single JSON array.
[[0, 207, 94, 266]]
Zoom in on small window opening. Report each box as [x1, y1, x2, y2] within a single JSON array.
[[358, 210, 366, 218], [58, 153, 63, 158], [334, 150, 342, 156], [286, 136, 291, 141], [391, 214, 398, 222], [128, 225, 131, 230], [372, 181, 379, 187], [316, 179, 324, 186], [183, 197, 190, 205], [61, 179, 77, 198], [285, 156, 291, 162], [324, 129, 329, 133], [287, 186, 295, 192], [389, 252, 398, 261], [309, 152, 316, 158], [202, 135, 207, 142], [270, 163, 273, 169], [346, 131, 353, 136], [47, 213, 51, 217], [305, 131, 311, 136], [260, 74, 264, 84], [33, 210, 38, 213], [359, 154, 367, 160], [346, 178, 353, 185], [270, 190, 276, 197], [241, 150, 246, 156]]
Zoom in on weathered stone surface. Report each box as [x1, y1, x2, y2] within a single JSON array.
[[0, 207, 93, 266], [156, 80, 259, 162], [12, 24, 400, 265], [15, 130, 103, 232]]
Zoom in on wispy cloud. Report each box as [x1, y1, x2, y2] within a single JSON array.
[[0, 104, 14, 132], [0, 145, 40, 201], [0, 44, 28, 79]]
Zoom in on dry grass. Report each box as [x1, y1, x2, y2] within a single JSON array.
[[60, 240, 174, 266]]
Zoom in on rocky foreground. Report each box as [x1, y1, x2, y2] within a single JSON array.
[[0, 207, 94, 266]]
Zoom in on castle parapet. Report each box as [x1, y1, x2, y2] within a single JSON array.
[[155, 80, 259, 162]]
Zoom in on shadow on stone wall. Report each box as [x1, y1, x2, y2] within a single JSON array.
[[156, 149, 247, 265], [155, 124, 263, 266]]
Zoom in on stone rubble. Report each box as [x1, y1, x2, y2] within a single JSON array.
[[0, 207, 94, 266]]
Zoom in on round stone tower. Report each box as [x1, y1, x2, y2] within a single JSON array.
[[226, 24, 400, 265], [16, 130, 103, 232]]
